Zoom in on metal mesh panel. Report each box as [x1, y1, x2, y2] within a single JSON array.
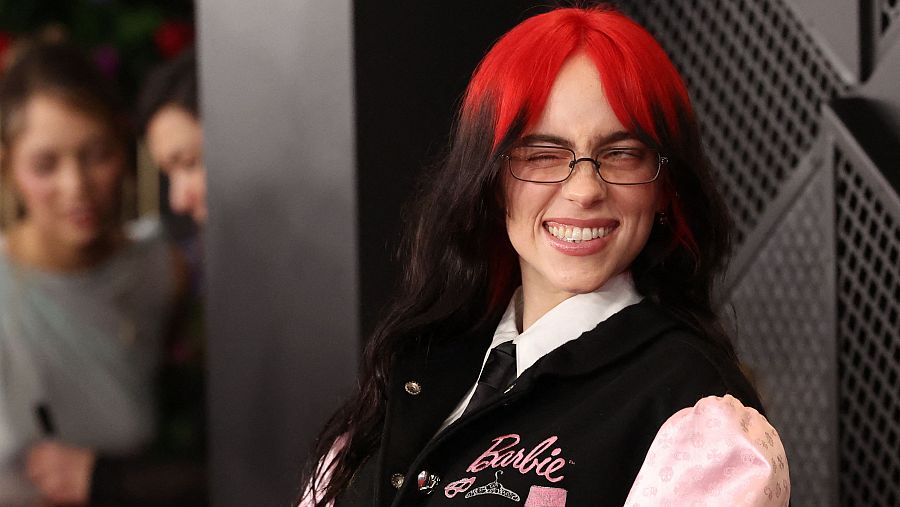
[[880, 0, 900, 35], [728, 162, 837, 507], [621, 0, 847, 244], [834, 144, 900, 507]]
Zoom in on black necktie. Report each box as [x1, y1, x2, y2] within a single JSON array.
[[462, 341, 517, 417]]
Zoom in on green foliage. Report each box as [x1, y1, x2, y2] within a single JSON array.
[[0, 0, 194, 101]]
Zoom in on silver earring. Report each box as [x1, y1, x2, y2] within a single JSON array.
[[656, 212, 668, 225]]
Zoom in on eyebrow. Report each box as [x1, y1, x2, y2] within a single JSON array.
[[519, 130, 638, 148], [164, 147, 195, 167]]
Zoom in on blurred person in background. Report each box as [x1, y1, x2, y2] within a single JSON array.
[[0, 42, 203, 506], [136, 44, 209, 506], [139, 47, 206, 229]]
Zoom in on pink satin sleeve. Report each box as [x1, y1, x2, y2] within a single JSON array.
[[624, 394, 790, 507], [297, 435, 346, 507]]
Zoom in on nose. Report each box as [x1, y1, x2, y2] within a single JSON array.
[[561, 159, 606, 208], [60, 157, 89, 198], [168, 173, 195, 215]]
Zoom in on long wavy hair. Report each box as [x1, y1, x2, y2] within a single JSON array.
[[303, 5, 735, 504]]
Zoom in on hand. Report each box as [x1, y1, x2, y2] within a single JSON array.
[[26, 440, 96, 506]]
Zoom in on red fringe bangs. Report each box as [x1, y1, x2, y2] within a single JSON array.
[[463, 6, 692, 151]]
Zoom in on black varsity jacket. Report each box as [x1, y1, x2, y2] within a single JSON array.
[[334, 300, 762, 507]]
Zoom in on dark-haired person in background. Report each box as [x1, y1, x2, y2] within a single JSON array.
[[301, 6, 790, 507], [124, 45, 210, 506], [139, 47, 206, 227]]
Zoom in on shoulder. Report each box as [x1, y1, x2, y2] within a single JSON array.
[[625, 394, 790, 506], [623, 307, 763, 413], [634, 333, 764, 421], [576, 301, 765, 417], [121, 217, 181, 300], [125, 217, 172, 259]]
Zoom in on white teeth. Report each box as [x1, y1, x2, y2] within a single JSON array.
[[546, 224, 615, 242]]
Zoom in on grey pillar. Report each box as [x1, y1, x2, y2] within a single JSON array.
[[197, 1, 358, 506]]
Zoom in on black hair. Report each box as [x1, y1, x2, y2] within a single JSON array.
[[137, 47, 198, 134]]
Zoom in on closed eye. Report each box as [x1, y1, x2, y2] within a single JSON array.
[[600, 147, 647, 161]]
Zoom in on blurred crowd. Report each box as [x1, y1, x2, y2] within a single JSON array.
[[0, 26, 208, 507]]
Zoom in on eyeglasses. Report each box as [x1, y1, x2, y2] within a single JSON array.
[[501, 144, 667, 185]]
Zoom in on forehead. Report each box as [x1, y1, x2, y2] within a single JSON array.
[[146, 105, 201, 157], [527, 53, 626, 146], [14, 94, 111, 150]]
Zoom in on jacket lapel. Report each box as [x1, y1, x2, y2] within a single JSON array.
[[374, 314, 500, 506]]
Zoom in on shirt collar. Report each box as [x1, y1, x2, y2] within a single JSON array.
[[491, 271, 643, 377]]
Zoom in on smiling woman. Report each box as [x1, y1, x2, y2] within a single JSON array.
[[502, 53, 666, 327], [300, 6, 790, 507]]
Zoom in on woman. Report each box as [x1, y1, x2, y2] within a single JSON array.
[[138, 47, 207, 226], [0, 43, 183, 505], [303, 6, 789, 506]]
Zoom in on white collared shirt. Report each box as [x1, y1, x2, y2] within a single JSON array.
[[438, 271, 643, 431]]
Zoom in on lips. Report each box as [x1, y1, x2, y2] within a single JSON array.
[[66, 207, 99, 227], [543, 219, 619, 256]]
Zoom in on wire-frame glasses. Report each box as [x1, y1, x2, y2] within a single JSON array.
[[502, 144, 667, 185]]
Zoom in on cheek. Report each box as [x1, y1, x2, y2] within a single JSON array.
[[12, 171, 56, 211], [612, 184, 659, 218], [611, 186, 659, 249], [504, 179, 552, 229], [189, 171, 207, 197], [89, 160, 125, 200]]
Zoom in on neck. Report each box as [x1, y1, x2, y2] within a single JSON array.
[[6, 221, 123, 273], [518, 271, 633, 331], [520, 283, 573, 331]]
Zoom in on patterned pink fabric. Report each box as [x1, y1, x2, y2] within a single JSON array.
[[624, 395, 790, 507], [297, 435, 345, 507], [525, 485, 568, 506]]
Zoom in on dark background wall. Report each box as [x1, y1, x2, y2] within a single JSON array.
[[354, 1, 542, 335]]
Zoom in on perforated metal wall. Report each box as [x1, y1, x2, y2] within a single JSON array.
[[622, 0, 848, 244], [727, 157, 838, 507], [833, 136, 900, 507], [879, 0, 900, 36], [620, 2, 900, 506]]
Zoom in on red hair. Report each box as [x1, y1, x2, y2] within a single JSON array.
[[463, 6, 691, 149], [463, 6, 701, 291]]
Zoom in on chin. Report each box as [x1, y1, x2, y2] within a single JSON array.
[[61, 227, 105, 249], [551, 270, 615, 295]]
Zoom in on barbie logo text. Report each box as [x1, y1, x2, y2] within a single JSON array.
[[466, 434, 567, 483]]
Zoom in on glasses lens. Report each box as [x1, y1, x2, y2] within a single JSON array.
[[507, 146, 573, 182], [597, 148, 660, 184]]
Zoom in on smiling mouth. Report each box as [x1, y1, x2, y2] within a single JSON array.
[[543, 221, 618, 243]]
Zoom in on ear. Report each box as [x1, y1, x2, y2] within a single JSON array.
[[653, 154, 676, 214], [654, 182, 672, 214]]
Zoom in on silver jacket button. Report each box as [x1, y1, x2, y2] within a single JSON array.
[[404, 381, 422, 395], [390, 473, 404, 489], [416, 470, 440, 494]]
